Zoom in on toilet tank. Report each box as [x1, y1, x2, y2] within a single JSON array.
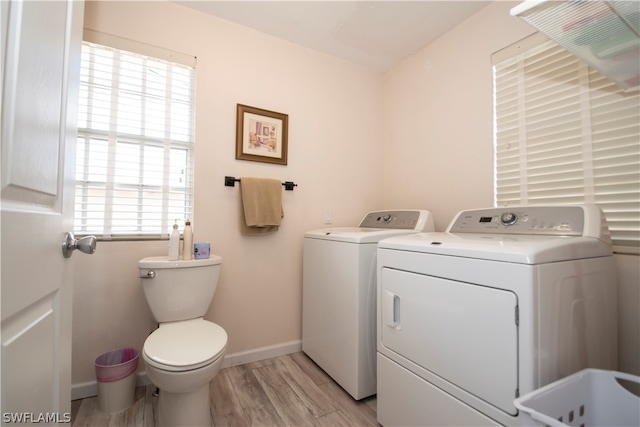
[[138, 256, 222, 323]]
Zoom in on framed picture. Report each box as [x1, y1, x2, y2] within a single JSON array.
[[236, 104, 288, 165]]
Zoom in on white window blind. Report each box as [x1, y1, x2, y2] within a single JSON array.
[[493, 34, 640, 254], [75, 38, 196, 239]]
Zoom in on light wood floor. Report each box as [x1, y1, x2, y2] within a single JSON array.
[[71, 352, 380, 427]]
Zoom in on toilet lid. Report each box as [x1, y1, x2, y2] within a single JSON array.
[[144, 319, 227, 371]]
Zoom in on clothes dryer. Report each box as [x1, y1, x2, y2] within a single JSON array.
[[303, 210, 434, 400], [376, 205, 617, 426]]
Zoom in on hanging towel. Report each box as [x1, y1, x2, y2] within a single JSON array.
[[240, 177, 283, 235]]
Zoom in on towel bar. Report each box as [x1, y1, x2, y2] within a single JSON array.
[[224, 176, 297, 191]]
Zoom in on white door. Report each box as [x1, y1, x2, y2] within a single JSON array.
[[1, 0, 84, 421]]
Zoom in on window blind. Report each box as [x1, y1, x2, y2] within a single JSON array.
[[493, 34, 640, 253], [75, 40, 196, 239]]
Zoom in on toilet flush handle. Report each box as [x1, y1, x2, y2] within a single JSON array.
[[140, 270, 155, 279]]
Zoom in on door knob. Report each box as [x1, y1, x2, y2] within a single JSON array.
[[62, 232, 97, 258]]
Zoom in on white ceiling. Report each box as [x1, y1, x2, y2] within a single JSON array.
[[174, 1, 493, 71]]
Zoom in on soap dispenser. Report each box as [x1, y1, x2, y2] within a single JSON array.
[[183, 219, 193, 260], [168, 220, 180, 261]]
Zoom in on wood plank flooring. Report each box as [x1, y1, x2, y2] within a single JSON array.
[[71, 352, 379, 427]]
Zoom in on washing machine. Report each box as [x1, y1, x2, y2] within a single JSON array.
[[303, 209, 435, 400], [376, 205, 617, 426]]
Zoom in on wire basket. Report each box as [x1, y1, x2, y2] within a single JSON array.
[[515, 369, 639, 427]]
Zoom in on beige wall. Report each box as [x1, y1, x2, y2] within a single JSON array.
[[382, 1, 532, 229], [72, 0, 639, 390]]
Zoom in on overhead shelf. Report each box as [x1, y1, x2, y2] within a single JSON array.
[[511, 0, 640, 92]]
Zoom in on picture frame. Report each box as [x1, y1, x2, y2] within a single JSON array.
[[236, 104, 289, 165]]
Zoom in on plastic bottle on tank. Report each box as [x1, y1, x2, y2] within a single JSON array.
[[183, 219, 193, 260], [168, 221, 180, 261]]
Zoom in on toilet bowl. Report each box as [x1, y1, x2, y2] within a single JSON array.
[[143, 318, 227, 426], [138, 256, 227, 426]]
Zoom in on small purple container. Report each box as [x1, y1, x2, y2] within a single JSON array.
[[194, 242, 210, 259]]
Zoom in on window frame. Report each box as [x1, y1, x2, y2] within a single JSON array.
[[492, 33, 640, 254], [75, 31, 197, 240]]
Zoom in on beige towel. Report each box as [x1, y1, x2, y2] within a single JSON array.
[[240, 177, 283, 235]]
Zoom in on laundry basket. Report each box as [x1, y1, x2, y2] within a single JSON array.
[[515, 369, 640, 427]]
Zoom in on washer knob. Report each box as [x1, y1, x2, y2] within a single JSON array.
[[500, 212, 518, 226], [382, 214, 392, 222]]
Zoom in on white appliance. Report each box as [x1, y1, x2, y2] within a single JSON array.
[[376, 205, 618, 426], [303, 210, 435, 400]]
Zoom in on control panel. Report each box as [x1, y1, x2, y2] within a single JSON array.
[[448, 206, 586, 236], [359, 210, 434, 231]]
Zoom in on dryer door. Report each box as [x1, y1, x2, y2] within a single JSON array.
[[380, 268, 518, 415]]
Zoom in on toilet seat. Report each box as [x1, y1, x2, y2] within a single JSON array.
[[144, 318, 227, 372]]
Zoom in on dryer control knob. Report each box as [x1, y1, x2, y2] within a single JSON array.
[[382, 214, 392, 222], [500, 212, 518, 226]]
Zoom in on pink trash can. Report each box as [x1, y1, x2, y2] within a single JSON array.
[[94, 348, 139, 413]]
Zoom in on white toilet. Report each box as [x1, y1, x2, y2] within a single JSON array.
[[139, 256, 228, 427]]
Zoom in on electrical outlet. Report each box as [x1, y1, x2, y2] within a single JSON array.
[[324, 209, 333, 224]]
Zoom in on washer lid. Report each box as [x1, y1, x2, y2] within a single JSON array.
[[304, 228, 419, 243], [378, 232, 612, 264], [144, 319, 227, 371]]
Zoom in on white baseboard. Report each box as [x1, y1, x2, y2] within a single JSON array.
[[71, 340, 301, 401], [220, 340, 301, 369]]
